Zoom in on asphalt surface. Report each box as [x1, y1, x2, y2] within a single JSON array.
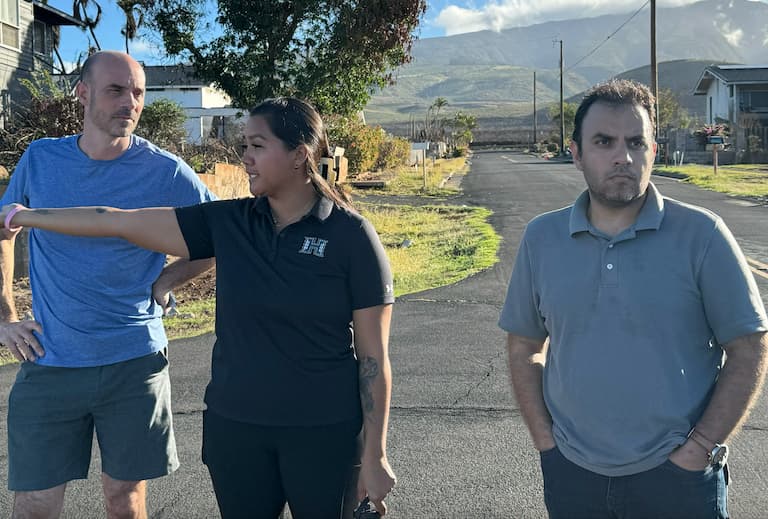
[[2, 150, 768, 517]]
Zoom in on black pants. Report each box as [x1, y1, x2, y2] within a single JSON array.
[[202, 410, 361, 519]]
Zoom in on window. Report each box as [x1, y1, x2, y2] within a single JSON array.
[[751, 92, 768, 111], [0, 0, 19, 49], [739, 91, 768, 113], [33, 20, 46, 55]]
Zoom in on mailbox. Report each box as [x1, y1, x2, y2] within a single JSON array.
[[707, 136, 724, 144]]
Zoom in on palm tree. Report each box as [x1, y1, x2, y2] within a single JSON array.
[[72, 0, 103, 50], [116, 0, 145, 54], [429, 97, 449, 140]]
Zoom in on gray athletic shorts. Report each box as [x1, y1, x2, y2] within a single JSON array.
[[7, 350, 179, 491]]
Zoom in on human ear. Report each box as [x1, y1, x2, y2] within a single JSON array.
[[293, 145, 310, 170], [569, 141, 583, 171], [75, 82, 88, 107]]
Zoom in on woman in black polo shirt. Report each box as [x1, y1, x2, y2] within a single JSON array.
[[2, 97, 396, 518]]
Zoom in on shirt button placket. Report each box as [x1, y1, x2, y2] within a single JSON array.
[[601, 242, 619, 285]]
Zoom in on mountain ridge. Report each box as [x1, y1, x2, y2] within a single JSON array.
[[366, 0, 767, 132]]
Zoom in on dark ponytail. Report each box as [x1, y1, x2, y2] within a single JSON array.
[[249, 97, 353, 210]]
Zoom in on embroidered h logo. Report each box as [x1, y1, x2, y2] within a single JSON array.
[[299, 237, 328, 258]]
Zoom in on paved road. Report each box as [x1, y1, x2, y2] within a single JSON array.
[[1, 151, 768, 517]]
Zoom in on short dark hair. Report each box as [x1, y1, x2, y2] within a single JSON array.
[[249, 97, 352, 209], [571, 79, 656, 150]]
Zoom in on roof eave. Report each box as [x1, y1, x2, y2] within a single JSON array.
[[31, 0, 85, 27]]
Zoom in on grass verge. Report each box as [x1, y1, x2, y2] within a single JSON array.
[[656, 164, 768, 197], [161, 201, 500, 340], [356, 156, 469, 197], [0, 156, 496, 364], [361, 203, 499, 296]]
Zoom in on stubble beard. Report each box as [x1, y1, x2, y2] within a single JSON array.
[[588, 174, 644, 208]]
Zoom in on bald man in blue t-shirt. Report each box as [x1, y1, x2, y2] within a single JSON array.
[[0, 51, 215, 518]]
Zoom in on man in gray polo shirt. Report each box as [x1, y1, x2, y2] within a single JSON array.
[[499, 79, 767, 518]]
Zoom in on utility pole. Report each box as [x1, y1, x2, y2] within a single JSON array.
[[650, 0, 659, 140], [559, 40, 565, 155], [533, 71, 537, 149]]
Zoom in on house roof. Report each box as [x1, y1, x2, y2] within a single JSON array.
[[52, 64, 211, 93], [693, 65, 768, 95], [30, 1, 85, 27], [144, 65, 208, 88]]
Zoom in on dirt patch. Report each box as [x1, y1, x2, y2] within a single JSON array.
[[12, 268, 216, 318]]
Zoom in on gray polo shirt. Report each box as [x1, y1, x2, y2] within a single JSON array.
[[499, 183, 768, 476]]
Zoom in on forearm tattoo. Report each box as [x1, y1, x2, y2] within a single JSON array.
[[359, 356, 379, 418]]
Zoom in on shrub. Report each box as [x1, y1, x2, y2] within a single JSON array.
[[375, 135, 410, 171], [452, 146, 468, 158], [0, 70, 83, 171], [326, 116, 384, 175], [136, 98, 188, 151], [546, 142, 560, 154], [693, 123, 729, 146]]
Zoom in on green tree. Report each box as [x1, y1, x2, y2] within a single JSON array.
[[424, 97, 449, 141], [145, 0, 427, 115], [657, 88, 690, 130], [448, 111, 477, 147], [135, 98, 188, 150], [548, 101, 577, 145]]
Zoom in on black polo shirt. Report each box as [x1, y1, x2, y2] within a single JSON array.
[[175, 196, 394, 426]]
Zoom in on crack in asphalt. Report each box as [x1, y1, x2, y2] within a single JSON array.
[[451, 350, 506, 407], [390, 406, 520, 418], [397, 296, 503, 307], [741, 424, 768, 432]]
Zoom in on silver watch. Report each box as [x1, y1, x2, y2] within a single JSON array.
[[708, 443, 728, 468]]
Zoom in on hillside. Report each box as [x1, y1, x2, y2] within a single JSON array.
[[365, 0, 767, 139]]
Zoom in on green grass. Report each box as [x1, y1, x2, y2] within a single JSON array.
[[361, 203, 500, 296], [656, 164, 768, 197], [355, 156, 469, 197], [164, 298, 216, 340], [0, 156, 496, 365]]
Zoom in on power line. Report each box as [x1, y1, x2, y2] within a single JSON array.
[[565, 0, 650, 72]]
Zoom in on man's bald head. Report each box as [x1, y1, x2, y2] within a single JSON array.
[[79, 51, 144, 85]]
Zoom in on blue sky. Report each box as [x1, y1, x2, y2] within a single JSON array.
[[48, 0, 766, 69]]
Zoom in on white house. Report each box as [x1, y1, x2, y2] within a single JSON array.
[[693, 65, 768, 151], [144, 65, 243, 144]]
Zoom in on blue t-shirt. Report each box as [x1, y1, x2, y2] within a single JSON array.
[[1, 134, 216, 367]]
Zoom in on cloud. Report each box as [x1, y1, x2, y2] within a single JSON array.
[[432, 0, 757, 36], [714, 19, 744, 46]]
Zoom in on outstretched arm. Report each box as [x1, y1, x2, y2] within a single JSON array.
[[1, 205, 190, 258], [353, 303, 396, 515]]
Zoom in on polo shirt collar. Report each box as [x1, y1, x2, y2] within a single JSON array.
[[569, 182, 665, 236], [252, 194, 334, 223], [314, 196, 334, 222]]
